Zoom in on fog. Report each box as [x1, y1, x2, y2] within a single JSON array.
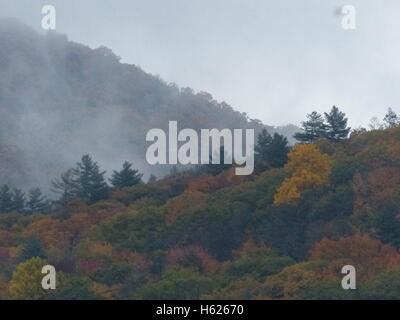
[[2, 0, 399, 128], [1, 1, 400, 193]]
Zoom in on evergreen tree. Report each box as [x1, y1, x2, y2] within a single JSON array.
[[51, 169, 80, 200], [255, 128, 273, 172], [0, 185, 14, 213], [323, 106, 351, 142], [19, 237, 47, 261], [110, 161, 143, 188], [73, 155, 110, 204], [255, 129, 290, 172], [268, 133, 290, 168], [383, 108, 399, 128], [294, 111, 326, 143], [11, 188, 26, 213], [26, 188, 48, 213]]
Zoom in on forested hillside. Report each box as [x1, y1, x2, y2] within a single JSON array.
[[0, 18, 296, 191], [0, 120, 400, 299]]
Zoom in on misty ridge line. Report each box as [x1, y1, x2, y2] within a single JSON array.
[[1, 17, 297, 194]]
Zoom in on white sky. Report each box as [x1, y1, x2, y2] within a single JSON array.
[[2, 0, 400, 127]]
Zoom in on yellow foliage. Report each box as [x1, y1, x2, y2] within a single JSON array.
[[8, 257, 48, 300], [91, 282, 114, 300], [274, 144, 332, 205]]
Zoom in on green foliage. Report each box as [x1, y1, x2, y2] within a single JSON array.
[[374, 203, 400, 248], [226, 256, 295, 281], [295, 107, 351, 143], [383, 107, 399, 129], [136, 268, 214, 300], [26, 188, 48, 213], [110, 161, 143, 188], [255, 129, 290, 172], [294, 111, 326, 143], [323, 106, 351, 142], [361, 269, 400, 300], [73, 155, 110, 204], [50, 277, 101, 300], [0, 185, 14, 213], [19, 237, 47, 262]]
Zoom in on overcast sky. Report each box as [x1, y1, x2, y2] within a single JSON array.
[[2, 0, 399, 127]]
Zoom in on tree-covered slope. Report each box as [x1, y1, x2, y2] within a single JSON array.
[[0, 125, 399, 299]]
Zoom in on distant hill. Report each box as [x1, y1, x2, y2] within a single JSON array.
[[0, 18, 298, 191]]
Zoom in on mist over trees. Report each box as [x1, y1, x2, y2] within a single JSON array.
[[0, 18, 296, 194]]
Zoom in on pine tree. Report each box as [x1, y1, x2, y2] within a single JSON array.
[[255, 128, 272, 172], [323, 106, 351, 142], [73, 155, 110, 204], [51, 169, 80, 201], [110, 161, 143, 188], [11, 188, 26, 213], [0, 185, 14, 213], [383, 108, 399, 128], [26, 188, 48, 213], [294, 111, 326, 143], [268, 133, 290, 168], [255, 129, 290, 172]]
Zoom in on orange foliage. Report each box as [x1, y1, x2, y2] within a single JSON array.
[[116, 249, 149, 269], [23, 217, 70, 259], [187, 168, 246, 193], [310, 235, 400, 281]]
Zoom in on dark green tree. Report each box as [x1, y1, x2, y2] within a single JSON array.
[[255, 128, 273, 171], [11, 188, 26, 213], [110, 161, 143, 188], [26, 188, 48, 213], [255, 129, 290, 172], [19, 237, 47, 261], [73, 155, 110, 204], [0, 185, 14, 213], [383, 107, 399, 129], [268, 133, 290, 168], [294, 111, 326, 143], [323, 106, 351, 142]]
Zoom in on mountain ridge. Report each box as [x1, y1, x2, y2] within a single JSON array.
[[0, 19, 298, 191]]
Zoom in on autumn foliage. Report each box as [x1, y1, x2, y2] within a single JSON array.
[[274, 144, 332, 205], [0, 126, 399, 299]]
